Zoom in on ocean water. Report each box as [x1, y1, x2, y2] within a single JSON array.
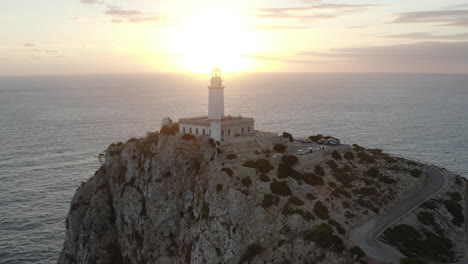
[[0, 73, 467, 263]]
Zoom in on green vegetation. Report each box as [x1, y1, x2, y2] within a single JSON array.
[[127, 137, 139, 143], [448, 192, 462, 202], [314, 165, 325, 176], [352, 144, 365, 152], [410, 169, 423, 178], [182, 133, 196, 140], [281, 155, 298, 166], [443, 199, 464, 226], [303, 173, 324, 186], [217, 148, 223, 154], [270, 181, 292, 196], [259, 174, 270, 182], [417, 211, 442, 234], [261, 194, 279, 208], [328, 181, 337, 188], [282, 132, 294, 142], [238, 243, 264, 264], [383, 224, 455, 262], [332, 151, 342, 160], [366, 167, 380, 178], [327, 160, 338, 169], [288, 196, 305, 206], [306, 193, 316, 200], [160, 122, 179, 135], [379, 175, 397, 184], [350, 246, 366, 259], [354, 187, 378, 197], [455, 176, 462, 186], [357, 151, 376, 163], [144, 132, 158, 145], [216, 184, 223, 192], [273, 143, 286, 153], [309, 134, 333, 142], [243, 159, 274, 174], [221, 167, 233, 177], [201, 201, 209, 219], [281, 203, 315, 221], [208, 138, 216, 148], [343, 151, 355, 161], [277, 163, 296, 179], [241, 177, 252, 188], [303, 223, 344, 252], [327, 219, 345, 235], [331, 187, 351, 199], [314, 201, 330, 220], [226, 153, 237, 160], [400, 258, 428, 264]]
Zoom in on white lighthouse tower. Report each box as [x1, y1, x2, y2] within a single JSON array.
[[208, 67, 224, 120]]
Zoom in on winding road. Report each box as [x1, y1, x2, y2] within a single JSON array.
[[350, 165, 448, 264]]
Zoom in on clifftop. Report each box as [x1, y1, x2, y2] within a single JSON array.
[[58, 129, 466, 264]]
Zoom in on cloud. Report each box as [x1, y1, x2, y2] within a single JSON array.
[[253, 4, 379, 21], [103, 5, 172, 24], [383, 32, 468, 40], [391, 10, 468, 27], [246, 42, 468, 73], [248, 25, 314, 30], [24, 43, 35, 47], [80, 0, 105, 4]]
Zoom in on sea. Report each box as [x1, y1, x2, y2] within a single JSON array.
[[0, 73, 467, 263]]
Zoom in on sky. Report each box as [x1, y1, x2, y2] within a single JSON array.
[[1, 0, 468, 75]]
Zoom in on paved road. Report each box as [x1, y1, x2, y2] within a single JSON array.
[[350, 165, 447, 264]]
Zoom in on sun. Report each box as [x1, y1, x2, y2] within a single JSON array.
[[166, 6, 262, 73]]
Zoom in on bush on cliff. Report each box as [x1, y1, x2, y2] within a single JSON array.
[[314, 165, 325, 176], [160, 122, 179, 135], [239, 243, 264, 264], [400, 258, 428, 264], [288, 196, 305, 206], [282, 132, 294, 142], [243, 159, 274, 174], [226, 154, 237, 160], [273, 143, 286, 153], [262, 194, 279, 208], [221, 167, 233, 177], [332, 151, 342, 160], [443, 200, 464, 226], [304, 173, 324, 186], [270, 181, 292, 196], [182, 134, 196, 140], [144, 131, 159, 145], [281, 155, 298, 166], [314, 201, 330, 220], [303, 223, 344, 252]]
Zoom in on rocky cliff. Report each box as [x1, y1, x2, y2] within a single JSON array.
[[58, 128, 465, 264]]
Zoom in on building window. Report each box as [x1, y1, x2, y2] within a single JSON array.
[[209, 129, 211, 136], [248, 127, 250, 133], [242, 127, 244, 134], [189, 127, 192, 134], [196, 128, 199, 135], [183, 127, 186, 134], [221, 130, 224, 137], [228, 129, 231, 136], [203, 129, 205, 135]]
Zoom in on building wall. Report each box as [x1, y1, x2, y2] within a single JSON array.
[[220, 120, 254, 138], [208, 88, 224, 120], [179, 124, 211, 136]]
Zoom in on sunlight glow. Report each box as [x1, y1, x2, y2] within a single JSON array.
[[166, 6, 263, 73]]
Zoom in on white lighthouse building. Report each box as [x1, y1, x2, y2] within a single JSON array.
[[178, 67, 255, 141]]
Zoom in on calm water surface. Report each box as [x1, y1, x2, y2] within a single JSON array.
[[0, 73, 467, 263]]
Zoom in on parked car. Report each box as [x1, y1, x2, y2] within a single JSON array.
[[318, 139, 325, 144], [296, 150, 307, 155], [328, 138, 340, 146], [302, 138, 312, 143], [272, 153, 283, 158], [306, 147, 314, 153]]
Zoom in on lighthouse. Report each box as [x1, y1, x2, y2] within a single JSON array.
[[208, 67, 224, 120], [178, 68, 255, 141]]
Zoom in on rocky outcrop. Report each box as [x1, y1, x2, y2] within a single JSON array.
[[58, 130, 465, 264]]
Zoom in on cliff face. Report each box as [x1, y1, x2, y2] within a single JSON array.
[[58, 131, 464, 264]]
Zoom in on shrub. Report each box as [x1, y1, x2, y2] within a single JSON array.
[[328, 181, 337, 188], [304, 173, 324, 186], [208, 138, 216, 148], [352, 144, 365, 152], [315, 165, 325, 176], [160, 123, 178, 135], [443, 200, 464, 226], [241, 177, 252, 187], [182, 133, 196, 140], [243, 159, 274, 174], [226, 153, 237, 160], [350, 246, 366, 259], [314, 201, 330, 220], [288, 196, 305, 206], [366, 167, 380, 178], [306, 193, 316, 200], [417, 211, 436, 226], [282, 132, 294, 142], [309, 134, 324, 142], [331, 187, 351, 199], [327, 219, 345, 235], [217, 148, 223, 154], [221, 167, 233, 177], [216, 184, 223, 192], [201, 201, 209, 219], [343, 152, 355, 160], [259, 174, 270, 182], [327, 160, 338, 169], [354, 187, 378, 197], [239, 243, 264, 264], [383, 224, 421, 245], [270, 182, 292, 196], [410, 169, 422, 178], [448, 192, 462, 202], [273, 144, 286, 153], [379, 175, 397, 184], [400, 258, 428, 264], [277, 163, 297, 179], [262, 194, 279, 208], [281, 155, 298, 166], [455, 176, 462, 186], [357, 152, 376, 163], [332, 151, 342, 160], [144, 131, 159, 145], [303, 223, 344, 252], [127, 137, 139, 143]]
